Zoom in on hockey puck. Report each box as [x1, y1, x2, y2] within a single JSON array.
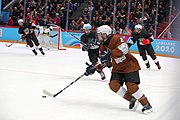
[[42, 95, 47, 98]]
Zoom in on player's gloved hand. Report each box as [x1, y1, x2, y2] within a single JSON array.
[[82, 44, 90, 51], [106, 61, 112, 68], [21, 35, 26, 40], [84, 63, 96, 76], [100, 49, 111, 63]]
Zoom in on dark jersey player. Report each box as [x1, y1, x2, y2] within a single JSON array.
[[127, 24, 161, 69], [18, 19, 45, 55], [80, 23, 106, 80]]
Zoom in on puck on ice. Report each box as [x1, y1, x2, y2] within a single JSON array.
[[42, 95, 47, 98]]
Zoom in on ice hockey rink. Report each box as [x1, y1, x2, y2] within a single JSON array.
[[0, 42, 180, 120]]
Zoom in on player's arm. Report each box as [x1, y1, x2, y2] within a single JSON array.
[[98, 45, 112, 70], [80, 35, 90, 51], [18, 27, 26, 39], [127, 32, 137, 48], [110, 39, 129, 64], [147, 31, 154, 42], [111, 38, 128, 57], [44, 26, 53, 34]]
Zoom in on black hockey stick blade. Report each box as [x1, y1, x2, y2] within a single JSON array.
[[5, 38, 22, 47], [5, 43, 13, 47], [43, 89, 55, 97], [50, 33, 58, 38]]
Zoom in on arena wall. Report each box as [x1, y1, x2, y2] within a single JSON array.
[[0, 26, 179, 58]]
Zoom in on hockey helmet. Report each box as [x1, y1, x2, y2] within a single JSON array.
[[18, 19, 24, 24], [97, 25, 112, 42], [83, 23, 92, 30], [134, 24, 143, 30]]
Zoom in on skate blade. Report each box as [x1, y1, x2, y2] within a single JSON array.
[[143, 108, 153, 114]]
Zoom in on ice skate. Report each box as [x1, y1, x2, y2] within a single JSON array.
[[129, 97, 139, 111], [47, 47, 50, 50], [145, 62, 150, 69], [39, 48, 45, 55], [155, 62, 161, 70], [142, 103, 153, 114], [32, 49, 38, 55]]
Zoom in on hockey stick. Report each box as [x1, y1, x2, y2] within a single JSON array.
[[61, 28, 97, 47], [5, 38, 22, 47], [50, 33, 58, 38], [42, 62, 106, 98], [43, 73, 85, 98]]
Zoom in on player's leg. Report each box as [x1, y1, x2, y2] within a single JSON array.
[[147, 44, 161, 69], [44, 34, 51, 50], [109, 73, 139, 110], [37, 34, 44, 46], [138, 46, 150, 69], [31, 33, 45, 55], [88, 49, 106, 80], [125, 71, 153, 114], [26, 37, 37, 55]]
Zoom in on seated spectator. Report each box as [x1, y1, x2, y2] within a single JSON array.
[[53, 13, 61, 26], [91, 17, 97, 29], [129, 19, 135, 31], [119, 18, 126, 31], [162, 28, 172, 38], [69, 20, 78, 30], [82, 7, 89, 18], [6, 17, 14, 26], [123, 26, 132, 35], [25, 13, 31, 22], [148, 25, 154, 37]]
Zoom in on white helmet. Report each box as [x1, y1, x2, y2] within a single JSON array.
[[97, 25, 112, 36], [18, 19, 24, 24], [83, 23, 92, 30], [134, 24, 142, 30]]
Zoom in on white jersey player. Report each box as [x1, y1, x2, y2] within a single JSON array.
[[37, 26, 53, 50]]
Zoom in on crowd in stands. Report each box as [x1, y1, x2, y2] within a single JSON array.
[[5, 0, 83, 28], [2, 0, 178, 38], [66, 0, 177, 37]]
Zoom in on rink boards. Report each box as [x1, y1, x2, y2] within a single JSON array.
[[0, 26, 180, 58]]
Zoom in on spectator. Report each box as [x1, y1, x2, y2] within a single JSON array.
[[82, 8, 89, 18], [119, 19, 126, 31], [162, 28, 172, 38], [6, 17, 14, 26], [148, 25, 154, 37], [69, 20, 78, 30]]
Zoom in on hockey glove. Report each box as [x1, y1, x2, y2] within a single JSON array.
[[100, 49, 111, 64], [21, 35, 26, 40], [82, 44, 90, 51], [84, 63, 96, 76]]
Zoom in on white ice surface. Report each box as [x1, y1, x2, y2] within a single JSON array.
[[0, 42, 180, 120]]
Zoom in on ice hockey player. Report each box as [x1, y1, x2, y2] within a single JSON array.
[[127, 24, 161, 69], [80, 23, 106, 80], [37, 18, 54, 50], [85, 25, 153, 114], [18, 19, 45, 55]]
